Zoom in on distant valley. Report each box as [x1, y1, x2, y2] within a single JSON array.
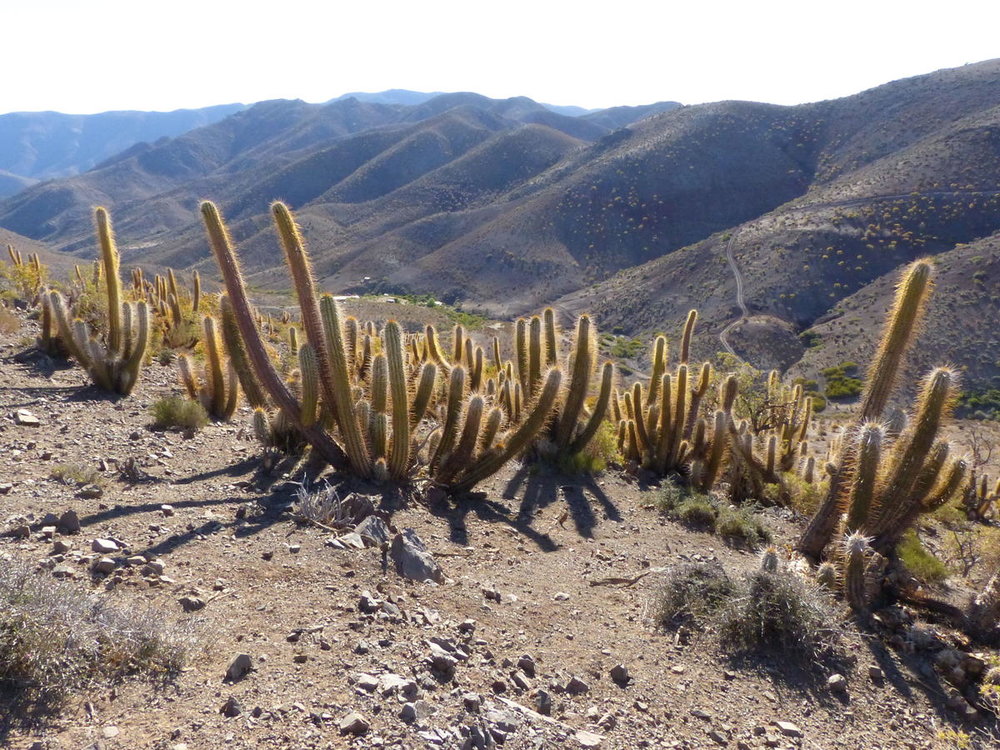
[[1, 65, 998, 400]]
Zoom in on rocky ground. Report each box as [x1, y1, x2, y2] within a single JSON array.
[[1, 311, 998, 750]]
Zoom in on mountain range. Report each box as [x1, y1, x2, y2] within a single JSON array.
[[1, 65, 998, 399]]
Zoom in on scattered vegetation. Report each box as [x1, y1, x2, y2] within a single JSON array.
[[658, 484, 771, 546], [50, 463, 104, 488], [150, 396, 209, 431], [0, 557, 193, 705], [821, 361, 862, 400]]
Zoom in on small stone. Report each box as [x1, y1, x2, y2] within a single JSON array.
[[598, 712, 616, 729], [337, 532, 367, 550], [775, 721, 802, 738], [102, 726, 120, 739], [354, 673, 379, 692], [0, 483, 12, 494], [338, 712, 369, 735], [225, 653, 253, 682], [708, 729, 728, 745], [358, 592, 381, 613], [511, 671, 532, 690], [400, 700, 434, 723], [79, 485, 103, 499], [40, 526, 56, 539], [868, 665, 884, 681], [531, 688, 553, 716], [463, 692, 482, 712], [142, 559, 165, 576], [126, 555, 147, 566], [691, 709, 712, 720], [94, 557, 117, 574], [575, 729, 603, 748], [287, 544, 301, 554], [566, 676, 590, 695], [92, 538, 119, 554], [161, 504, 175, 517], [827, 673, 848, 693], [553, 591, 570, 601], [179, 596, 205, 613], [15, 409, 40, 427], [220, 696, 243, 717], [610, 664, 630, 684], [517, 654, 537, 677], [12, 524, 29, 539], [52, 539, 71, 554], [261, 550, 274, 561], [58, 509, 81, 533], [51, 564, 75, 579]]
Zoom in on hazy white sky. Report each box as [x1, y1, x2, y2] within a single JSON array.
[[4, 0, 998, 114]]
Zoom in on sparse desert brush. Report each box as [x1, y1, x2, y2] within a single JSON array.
[[653, 562, 736, 630], [717, 569, 845, 664], [50, 463, 105, 488], [150, 396, 209, 431], [716, 505, 771, 546], [0, 557, 194, 705], [0, 304, 19, 334]]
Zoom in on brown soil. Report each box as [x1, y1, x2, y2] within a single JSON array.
[[1, 310, 997, 750]]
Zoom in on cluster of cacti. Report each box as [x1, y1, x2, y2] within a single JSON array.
[[5, 244, 46, 302], [177, 315, 239, 421], [793, 259, 974, 617], [963, 470, 1000, 520], [47, 208, 150, 396], [201, 200, 573, 493], [616, 311, 736, 493], [133, 267, 201, 349]]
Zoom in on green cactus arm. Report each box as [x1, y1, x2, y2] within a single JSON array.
[[696, 410, 729, 493], [436, 395, 485, 484], [319, 294, 373, 475], [845, 422, 884, 532], [383, 322, 412, 480], [528, 316, 543, 399], [94, 207, 123, 354], [177, 355, 200, 399], [555, 315, 595, 450], [679, 309, 697, 364], [447, 368, 562, 494], [298, 343, 320, 428], [431, 365, 467, 470], [871, 367, 956, 536], [647, 336, 667, 406], [858, 259, 933, 421], [569, 361, 615, 455], [543, 307, 559, 367], [410, 362, 438, 429]]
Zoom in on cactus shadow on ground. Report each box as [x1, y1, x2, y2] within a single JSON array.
[[501, 464, 622, 539]]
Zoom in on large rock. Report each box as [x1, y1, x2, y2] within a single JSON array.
[[389, 528, 444, 583]]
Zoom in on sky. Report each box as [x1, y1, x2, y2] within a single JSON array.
[[3, 0, 999, 115]]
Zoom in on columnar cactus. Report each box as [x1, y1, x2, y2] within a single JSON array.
[[47, 208, 149, 395], [177, 315, 240, 421], [797, 259, 936, 561]]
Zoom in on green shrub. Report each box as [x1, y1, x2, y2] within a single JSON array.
[[897, 530, 949, 583], [822, 361, 863, 400], [716, 506, 771, 546], [150, 396, 209, 431], [676, 497, 719, 528], [50, 463, 105, 488]]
